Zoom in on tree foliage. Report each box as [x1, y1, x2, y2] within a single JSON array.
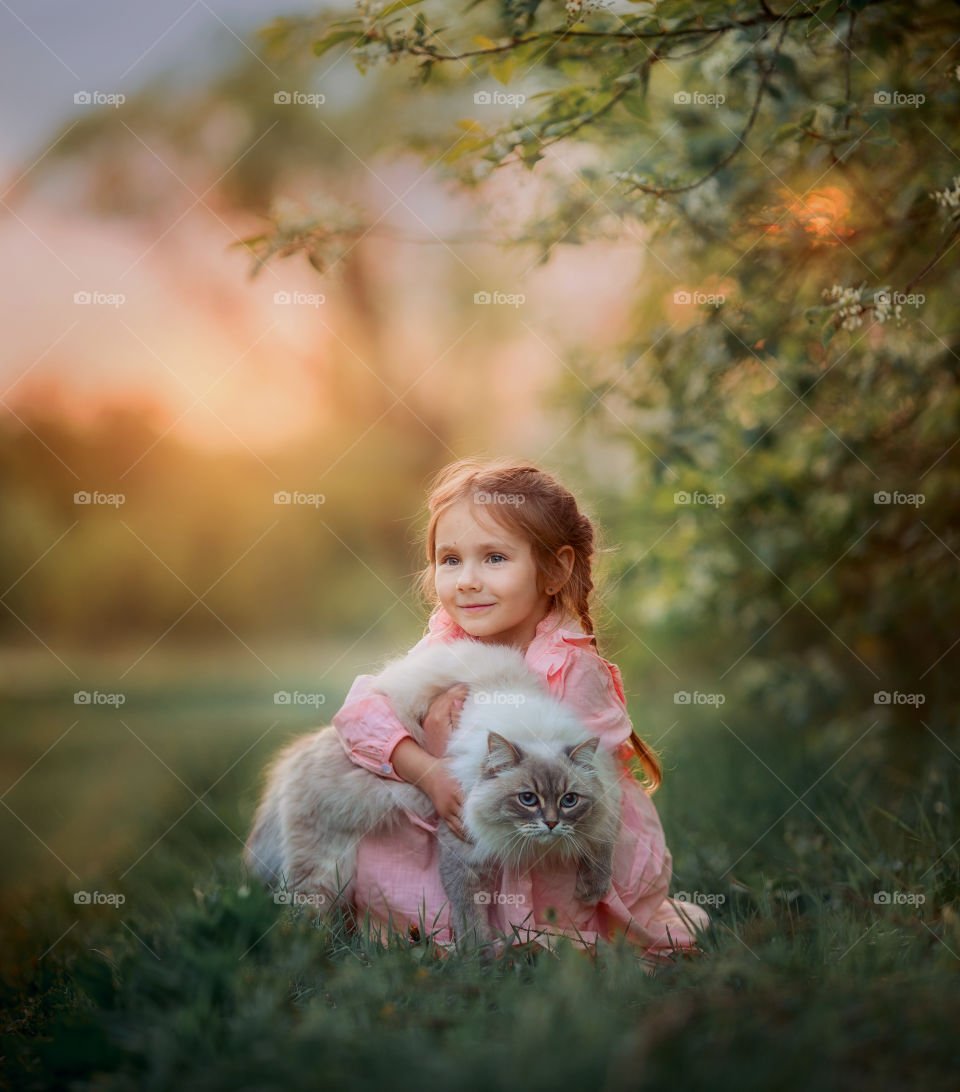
[[256, 0, 960, 775]]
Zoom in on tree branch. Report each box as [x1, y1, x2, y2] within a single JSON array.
[[399, 1, 855, 62], [626, 20, 790, 198]]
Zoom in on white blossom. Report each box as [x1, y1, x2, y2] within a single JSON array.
[[564, 0, 608, 24], [822, 282, 866, 330], [872, 289, 903, 325], [930, 174, 960, 210], [352, 39, 390, 68]]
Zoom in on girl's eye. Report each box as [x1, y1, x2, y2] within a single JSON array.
[[560, 793, 579, 808], [518, 791, 538, 807], [438, 554, 506, 565]]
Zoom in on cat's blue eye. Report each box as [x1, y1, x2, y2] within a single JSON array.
[[560, 793, 579, 808], [518, 791, 538, 807]]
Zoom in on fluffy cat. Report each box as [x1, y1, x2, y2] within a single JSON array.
[[243, 638, 622, 947]]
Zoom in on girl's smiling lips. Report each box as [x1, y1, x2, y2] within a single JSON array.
[[460, 603, 494, 611]]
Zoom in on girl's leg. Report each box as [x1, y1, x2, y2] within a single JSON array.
[[352, 820, 454, 945]]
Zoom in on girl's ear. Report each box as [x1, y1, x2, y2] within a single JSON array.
[[549, 544, 575, 594]]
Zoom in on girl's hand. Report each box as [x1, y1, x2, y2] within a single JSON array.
[[424, 762, 468, 841], [421, 682, 469, 758]]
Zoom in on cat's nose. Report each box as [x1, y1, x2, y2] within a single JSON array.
[[544, 820, 558, 830]]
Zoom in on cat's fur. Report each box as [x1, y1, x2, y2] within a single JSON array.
[[243, 638, 622, 947]]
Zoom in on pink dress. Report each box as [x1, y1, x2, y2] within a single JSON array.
[[332, 606, 710, 966]]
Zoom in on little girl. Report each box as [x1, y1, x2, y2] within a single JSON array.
[[332, 457, 710, 966]]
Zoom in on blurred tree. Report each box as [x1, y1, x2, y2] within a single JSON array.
[[254, 0, 960, 778]]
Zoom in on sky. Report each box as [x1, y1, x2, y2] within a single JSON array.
[[0, 0, 650, 453], [0, 0, 325, 168]]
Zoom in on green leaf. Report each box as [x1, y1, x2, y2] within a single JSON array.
[[312, 29, 361, 56], [489, 54, 515, 85], [772, 122, 801, 144], [807, 0, 842, 36], [816, 0, 844, 22], [378, 0, 426, 16], [518, 139, 544, 169], [774, 52, 798, 79], [821, 320, 837, 348], [511, 36, 556, 69], [621, 93, 649, 121]]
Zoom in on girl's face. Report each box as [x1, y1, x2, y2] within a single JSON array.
[[433, 500, 551, 651]]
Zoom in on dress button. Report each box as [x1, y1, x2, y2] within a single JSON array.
[[381, 763, 392, 774]]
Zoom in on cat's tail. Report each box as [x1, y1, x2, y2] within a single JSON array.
[[243, 733, 320, 884], [243, 787, 285, 884]]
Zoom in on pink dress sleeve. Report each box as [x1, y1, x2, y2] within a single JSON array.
[[331, 634, 433, 781], [550, 645, 633, 753]]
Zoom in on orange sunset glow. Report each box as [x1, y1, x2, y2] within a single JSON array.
[[758, 185, 854, 244]]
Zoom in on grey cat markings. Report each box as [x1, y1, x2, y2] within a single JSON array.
[[244, 639, 623, 949]]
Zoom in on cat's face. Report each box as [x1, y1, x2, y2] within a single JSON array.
[[463, 733, 606, 862]]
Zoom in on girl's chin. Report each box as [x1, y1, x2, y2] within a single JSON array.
[[458, 617, 500, 638]]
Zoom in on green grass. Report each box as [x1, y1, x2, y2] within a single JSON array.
[[1, 646, 958, 1091]]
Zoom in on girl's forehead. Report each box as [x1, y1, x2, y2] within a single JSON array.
[[435, 500, 524, 549]]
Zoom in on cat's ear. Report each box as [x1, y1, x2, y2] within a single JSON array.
[[566, 737, 601, 768], [482, 732, 523, 775]]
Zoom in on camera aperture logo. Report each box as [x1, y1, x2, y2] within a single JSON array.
[[274, 490, 325, 507], [273, 290, 326, 307], [473, 90, 526, 107], [474, 489, 525, 506], [74, 91, 125, 108], [274, 890, 327, 906], [674, 489, 725, 507], [75, 690, 126, 707], [74, 490, 125, 507], [674, 690, 726, 706], [874, 690, 925, 707], [674, 890, 726, 906], [673, 90, 725, 108], [873, 90, 925, 108], [274, 691, 326, 708], [673, 289, 724, 308], [874, 890, 925, 906], [74, 290, 126, 308], [274, 90, 326, 108], [874, 490, 924, 508], [473, 891, 526, 905], [74, 890, 126, 906], [474, 290, 526, 309], [471, 691, 526, 707]]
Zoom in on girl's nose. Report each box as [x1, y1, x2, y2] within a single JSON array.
[[457, 565, 481, 590]]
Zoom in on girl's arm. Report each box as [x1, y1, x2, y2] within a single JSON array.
[[332, 673, 415, 781], [331, 656, 470, 839], [331, 634, 434, 780], [391, 737, 467, 841]]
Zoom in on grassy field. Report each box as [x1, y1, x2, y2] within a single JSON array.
[[1, 643, 958, 1091]]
